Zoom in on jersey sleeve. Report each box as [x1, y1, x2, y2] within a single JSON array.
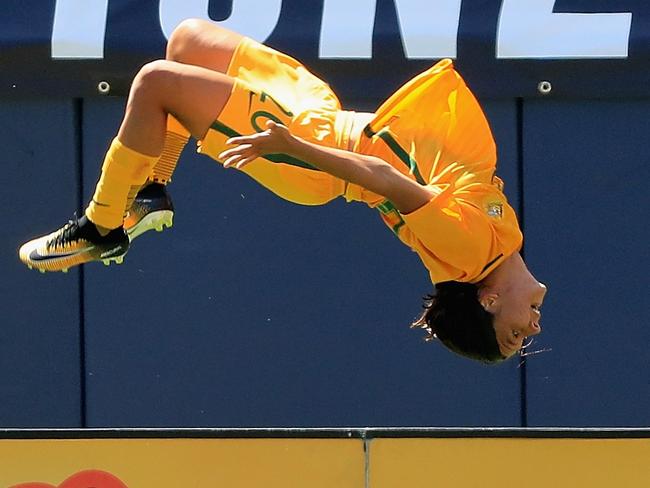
[[400, 183, 495, 281]]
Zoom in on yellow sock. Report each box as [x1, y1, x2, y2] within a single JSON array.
[[85, 138, 158, 229], [150, 116, 190, 184]]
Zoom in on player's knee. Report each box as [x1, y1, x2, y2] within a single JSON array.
[[131, 60, 173, 99], [166, 18, 213, 62]]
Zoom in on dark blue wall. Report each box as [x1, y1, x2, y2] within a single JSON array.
[[1, 100, 82, 427], [524, 100, 650, 427], [1, 94, 648, 428]]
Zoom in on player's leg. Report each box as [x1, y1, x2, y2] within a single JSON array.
[[19, 60, 235, 272], [149, 19, 244, 181], [143, 20, 244, 185], [126, 20, 245, 239], [167, 18, 244, 72]]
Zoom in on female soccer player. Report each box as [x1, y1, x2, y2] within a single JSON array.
[[19, 19, 547, 363]]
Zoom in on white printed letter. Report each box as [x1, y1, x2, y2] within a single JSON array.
[[52, 0, 109, 59], [159, 0, 282, 42], [497, 0, 632, 58], [320, 0, 461, 59], [320, 0, 377, 58], [394, 0, 461, 59]]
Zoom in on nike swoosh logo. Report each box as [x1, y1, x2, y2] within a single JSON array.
[[29, 246, 95, 262]]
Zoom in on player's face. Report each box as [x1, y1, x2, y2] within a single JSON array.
[[492, 280, 547, 358]]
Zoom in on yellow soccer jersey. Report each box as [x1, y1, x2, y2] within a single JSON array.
[[345, 59, 523, 284]]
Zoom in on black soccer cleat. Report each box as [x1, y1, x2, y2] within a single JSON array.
[[123, 182, 174, 241], [19, 215, 129, 273]]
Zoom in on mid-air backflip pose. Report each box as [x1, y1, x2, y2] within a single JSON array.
[[19, 20, 547, 363]]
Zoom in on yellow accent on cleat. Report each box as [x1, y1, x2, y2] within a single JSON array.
[[39, 269, 46, 274], [126, 210, 173, 241], [19, 219, 129, 273], [103, 259, 110, 266], [115, 256, 124, 264]]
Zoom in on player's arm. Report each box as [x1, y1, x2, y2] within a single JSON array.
[[218, 120, 435, 213]]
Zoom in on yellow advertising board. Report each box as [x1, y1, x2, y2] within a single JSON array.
[[0, 438, 364, 488], [369, 437, 650, 488], [2, 431, 650, 487]]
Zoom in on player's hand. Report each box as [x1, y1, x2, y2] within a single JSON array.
[[219, 120, 293, 169]]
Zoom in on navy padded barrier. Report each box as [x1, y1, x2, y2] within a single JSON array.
[[524, 100, 650, 427], [483, 102, 521, 212], [80, 98, 522, 427], [0, 100, 82, 427]]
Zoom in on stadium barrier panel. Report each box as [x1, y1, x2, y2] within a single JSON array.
[[1, 429, 649, 487]]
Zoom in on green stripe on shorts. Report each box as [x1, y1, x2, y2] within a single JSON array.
[[210, 120, 320, 171]]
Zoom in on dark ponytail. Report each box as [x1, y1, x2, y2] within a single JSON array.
[[411, 281, 505, 364]]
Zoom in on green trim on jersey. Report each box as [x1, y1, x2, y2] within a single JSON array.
[[376, 199, 406, 234], [364, 125, 426, 185]]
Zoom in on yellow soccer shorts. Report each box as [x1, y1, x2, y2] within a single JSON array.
[[198, 37, 350, 206]]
